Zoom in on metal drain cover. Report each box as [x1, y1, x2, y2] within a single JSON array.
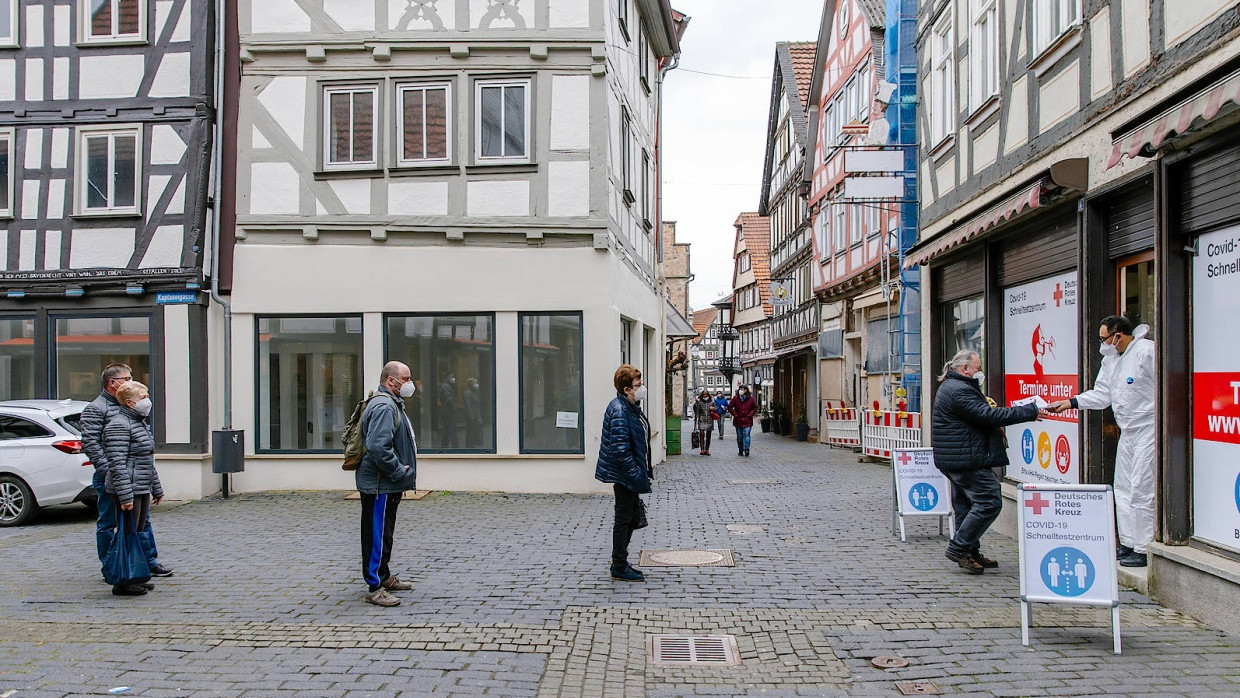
[[639, 549, 736, 567], [871, 656, 909, 668], [726, 524, 766, 535], [647, 635, 741, 666], [894, 681, 942, 695], [726, 479, 779, 485]]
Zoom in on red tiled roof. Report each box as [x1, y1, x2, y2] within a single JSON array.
[[787, 42, 817, 110], [734, 213, 772, 314], [690, 306, 718, 343]]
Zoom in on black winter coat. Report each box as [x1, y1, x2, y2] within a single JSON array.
[[103, 408, 163, 504], [594, 394, 652, 494], [931, 372, 1038, 472]]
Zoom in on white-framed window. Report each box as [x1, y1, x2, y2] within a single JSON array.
[[617, 0, 630, 41], [857, 60, 872, 122], [76, 125, 141, 216], [0, 129, 12, 217], [970, 0, 999, 110], [833, 202, 846, 254], [823, 105, 835, 155], [868, 203, 881, 238], [396, 82, 451, 166], [476, 78, 530, 162], [844, 78, 857, 125], [850, 204, 863, 245], [620, 107, 632, 201], [638, 27, 650, 91], [0, 0, 18, 47], [80, 0, 146, 43], [739, 251, 751, 273], [641, 149, 650, 223], [323, 85, 378, 170], [930, 11, 955, 145], [1034, 0, 1082, 56]]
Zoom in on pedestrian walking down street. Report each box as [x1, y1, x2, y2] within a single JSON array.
[[356, 361, 419, 607], [692, 390, 714, 455], [80, 364, 171, 582], [713, 392, 729, 436], [1048, 316, 1156, 567], [101, 381, 163, 596], [594, 364, 652, 583], [931, 350, 1040, 574], [729, 387, 758, 456]]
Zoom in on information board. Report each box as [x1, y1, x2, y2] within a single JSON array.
[[1016, 483, 1120, 653], [1003, 272, 1080, 485], [891, 448, 953, 542], [1192, 225, 1240, 553]]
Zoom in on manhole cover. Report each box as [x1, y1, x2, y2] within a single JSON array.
[[639, 549, 736, 567], [726, 479, 779, 485], [894, 681, 941, 695], [726, 524, 766, 535], [871, 656, 909, 668], [647, 635, 741, 666]]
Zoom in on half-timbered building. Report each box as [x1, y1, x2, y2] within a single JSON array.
[[730, 212, 772, 410], [223, 0, 686, 493], [904, 0, 1240, 631], [0, 0, 215, 480]]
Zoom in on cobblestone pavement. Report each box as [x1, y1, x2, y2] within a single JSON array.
[[2, 425, 1239, 696]]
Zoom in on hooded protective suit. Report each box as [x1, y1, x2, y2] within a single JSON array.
[[1072, 325, 1156, 553]]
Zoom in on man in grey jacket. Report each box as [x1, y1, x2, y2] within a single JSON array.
[[80, 363, 172, 580], [357, 361, 419, 607]]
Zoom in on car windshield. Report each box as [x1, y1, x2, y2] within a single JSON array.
[[58, 414, 83, 436]]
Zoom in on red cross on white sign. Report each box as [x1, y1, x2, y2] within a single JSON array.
[[1025, 492, 1050, 515], [896, 451, 913, 466]]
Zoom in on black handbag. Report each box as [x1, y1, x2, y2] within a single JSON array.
[[691, 430, 700, 448], [634, 498, 649, 529]]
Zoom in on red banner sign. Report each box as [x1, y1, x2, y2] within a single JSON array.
[[1194, 372, 1240, 445]]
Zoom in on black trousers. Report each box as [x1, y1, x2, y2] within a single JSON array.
[[360, 492, 402, 592], [612, 484, 642, 569]]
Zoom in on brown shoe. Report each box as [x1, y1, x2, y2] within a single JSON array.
[[973, 552, 998, 569], [703, 450, 710, 455], [946, 550, 984, 574], [382, 576, 412, 591], [364, 588, 401, 607]]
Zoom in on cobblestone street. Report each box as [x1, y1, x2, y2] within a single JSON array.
[[2, 428, 1238, 696]]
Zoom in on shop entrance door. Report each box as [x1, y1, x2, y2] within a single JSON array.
[[1099, 251, 1156, 485]]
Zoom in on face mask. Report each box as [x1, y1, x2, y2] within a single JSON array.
[[972, 371, 985, 387], [399, 380, 416, 398], [1099, 342, 1119, 357], [132, 397, 153, 417], [449, 377, 456, 384], [633, 386, 648, 402]]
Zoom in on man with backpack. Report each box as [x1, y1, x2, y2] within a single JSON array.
[[355, 361, 419, 607]]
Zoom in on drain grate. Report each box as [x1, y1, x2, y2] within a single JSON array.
[[647, 635, 741, 666], [639, 549, 736, 567], [894, 681, 942, 695], [726, 478, 779, 485]]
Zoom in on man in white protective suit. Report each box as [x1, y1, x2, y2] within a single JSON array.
[[1047, 315, 1156, 568]]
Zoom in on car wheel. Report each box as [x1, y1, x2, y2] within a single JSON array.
[[0, 475, 37, 527]]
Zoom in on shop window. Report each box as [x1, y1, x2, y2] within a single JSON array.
[[942, 296, 985, 368], [1117, 252, 1156, 338], [0, 317, 34, 400], [257, 316, 362, 452], [54, 316, 151, 401], [476, 78, 530, 162], [323, 85, 378, 170], [520, 312, 583, 453], [386, 314, 495, 453], [80, 0, 145, 43], [397, 82, 451, 165], [77, 126, 141, 216]]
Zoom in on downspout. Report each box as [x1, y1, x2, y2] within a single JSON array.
[[655, 46, 680, 432], [208, 0, 233, 497]]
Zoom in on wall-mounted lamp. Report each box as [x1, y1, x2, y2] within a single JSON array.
[[125, 283, 144, 295]]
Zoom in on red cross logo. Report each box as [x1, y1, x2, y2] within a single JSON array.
[[896, 452, 913, 466], [1024, 492, 1050, 515], [1053, 284, 1063, 307]]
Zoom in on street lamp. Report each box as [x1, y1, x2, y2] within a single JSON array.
[[712, 295, 739, 392]]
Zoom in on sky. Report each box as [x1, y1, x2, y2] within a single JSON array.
[[662, 0, 826, 311]]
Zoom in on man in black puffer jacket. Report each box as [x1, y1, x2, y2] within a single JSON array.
[[932, 350, 1040, 574]]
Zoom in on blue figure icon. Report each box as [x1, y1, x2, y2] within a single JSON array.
[[1040, 546, 1095, 597], [1234, 473, 1240, 514], [909, 483, 938, 512], [1021, 429, 1035, 465]]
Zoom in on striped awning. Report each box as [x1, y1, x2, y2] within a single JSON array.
[[902, 178, 1048, 269], [1107, 68, 1240, 169]]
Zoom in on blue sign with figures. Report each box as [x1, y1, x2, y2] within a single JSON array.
[[156, 291, 198, 305], [1021, 429, 1035, 465], [909, 483, 938, 512], [1039, 546, 1095, 598], [1234, 473, 1240, 513]]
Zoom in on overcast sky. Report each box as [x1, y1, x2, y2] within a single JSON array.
[[662, 0, 825, 311]]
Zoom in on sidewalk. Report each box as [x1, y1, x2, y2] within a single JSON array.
[[1, 430, 1238, 696]]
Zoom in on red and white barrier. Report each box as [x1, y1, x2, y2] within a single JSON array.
[[862, 410, 923, 460], [821, 403, 861, 448]]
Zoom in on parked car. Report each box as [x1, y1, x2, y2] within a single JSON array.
[[0, 399, 94, 526]]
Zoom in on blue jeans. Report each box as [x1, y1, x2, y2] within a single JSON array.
[[94, 474, 159, 567], [735, 426, 751, 453], [943, 467, 1002, 556]]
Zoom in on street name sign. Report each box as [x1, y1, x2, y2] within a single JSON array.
[[891, 448, 954, 542]]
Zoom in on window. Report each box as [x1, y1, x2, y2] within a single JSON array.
[[323, 85, 378, 170], [857, 61, 872, 122], [80, 0, 145, 43], [868, 203, 881, 239], [476, 78, 530, 162], [1034, 0, 1081, 55], [833, 203, 846, 254], [520, 313, 583, 453], [77, 126, 141, 215], [0, 0, 17, 47], [865, 317, 896, 373], [739, 252, 751, 273], [0, 318, 34, 400], [930, 12, 955, 145], [638, 28, 650, 90], [620, 107, 633, 201], [970, 0, 999, 110], [617, 0, 629, 41], [943, 296, 985, 365], [641, 149, 650, 224], [844, 78, 857, 126], [0, 416, 52, 440], [387, 314, 495, 453], [0, 130, 11, 218], [397, 82, 451, 165], [54, 316, 151, 401], [257, 316, 362, 452], [850, 204, 863, 245]]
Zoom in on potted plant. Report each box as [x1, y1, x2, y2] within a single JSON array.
[[759, 406, 773, 433], [794, 401, 810, 441], [772, 402, 790, 436]]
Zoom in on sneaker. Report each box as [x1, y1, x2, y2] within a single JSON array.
[[1116, 545, 1134, 560], [1119, 551, 1148, 568], [972, 552, 999, 569], [149, 564, 174, 577], [382, 576, 413, 591], [946, 549, 985, 574], [364, 588, 401, 606], [610, 566, 644, 582], [112, 584, 148, 596]]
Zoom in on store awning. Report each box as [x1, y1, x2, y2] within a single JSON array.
[[903, 178, 1049, 269], [665, 301, 697, 339], [1107, 68, 1240, 169]]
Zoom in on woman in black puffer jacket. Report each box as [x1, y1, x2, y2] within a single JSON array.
[[103, 380, 163, 595], [594, 364, 651, 582]]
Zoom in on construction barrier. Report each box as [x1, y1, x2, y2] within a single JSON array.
[[862, 410, 922, 460], [821, 404, 861, 448]]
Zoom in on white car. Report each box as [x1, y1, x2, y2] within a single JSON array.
[[0, 399, 94, 526]]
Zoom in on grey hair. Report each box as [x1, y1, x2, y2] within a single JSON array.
[[101, 363, 132, 385], [380, 361, 409, 383], [937, 350, 979, 382]]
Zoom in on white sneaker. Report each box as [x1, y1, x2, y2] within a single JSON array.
[[364, 588, 401, 607]]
